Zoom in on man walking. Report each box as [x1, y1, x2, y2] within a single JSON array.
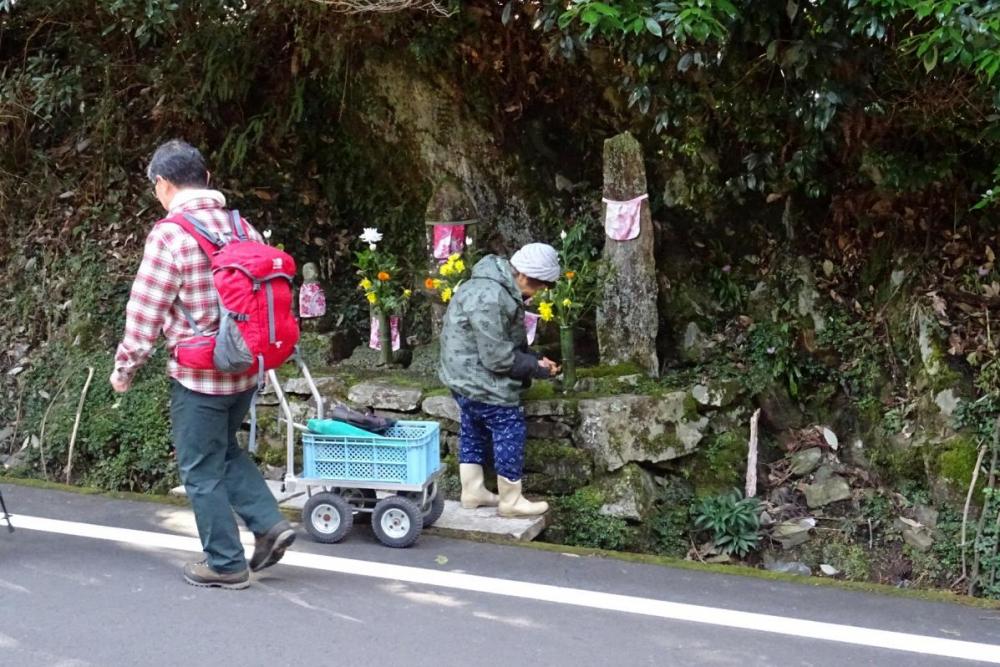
[[111, 139, 295, 589]]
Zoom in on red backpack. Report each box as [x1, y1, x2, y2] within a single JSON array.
[[159, 210, 300, 380]]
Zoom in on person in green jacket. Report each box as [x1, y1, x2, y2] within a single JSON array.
[[439, 244, 561, 517]]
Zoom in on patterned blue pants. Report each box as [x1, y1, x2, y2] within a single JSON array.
[[454, 394, 526, 481]]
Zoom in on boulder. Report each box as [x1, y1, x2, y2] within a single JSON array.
[[789, 448, 823, 477], [348, 381, 424, 412], [914, 504, 939, 530], [283, 375, 348, 397], [523, 399, 578, 418], [771, 517, 816, 549], [757, 386, 805, 431], [765, 560, 812, 576], [422, 395, 460, 422], [523, 440, 593, 496], [526, 419, 572, 439], [691, 381, 738, 408], [801, 475, 852, 508], [934, 389, 961, 417], [680, 322, 710, 364], [895, 517, 934, 552], [596, 464, 658, 521], [574, 393, 708, 471]]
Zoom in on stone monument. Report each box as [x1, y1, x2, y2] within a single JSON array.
[[596, 132, 659, 376]]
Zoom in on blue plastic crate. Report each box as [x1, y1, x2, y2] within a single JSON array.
[[302, 420, 441, 486]]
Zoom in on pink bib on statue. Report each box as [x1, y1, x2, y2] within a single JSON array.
[[602, 193, 648, 241], [524, 311, 540, 345], [298, 282, 326, 319], [432, 224, 466, 261], [369, 315, 401, 351]]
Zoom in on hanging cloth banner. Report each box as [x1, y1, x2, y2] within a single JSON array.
[[524, 311, 540, 345], [369, 315, 401, 351], [298, 282, 326, 319], [432, 224, 466, 261], [602, 193, 648, 241]]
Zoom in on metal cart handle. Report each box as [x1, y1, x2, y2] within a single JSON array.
[[268, 351, 324, 493]]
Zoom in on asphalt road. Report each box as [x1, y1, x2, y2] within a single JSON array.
[[2, 483, 1000, 667]]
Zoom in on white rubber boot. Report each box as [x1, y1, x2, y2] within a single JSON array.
[[459, 464, 499, 509], [497, 475, 549, 517]]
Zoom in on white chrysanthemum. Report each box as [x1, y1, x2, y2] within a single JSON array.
[[359, 227, 383, 245], [560, 230, 567, 240], [263, 229, 273, 240]]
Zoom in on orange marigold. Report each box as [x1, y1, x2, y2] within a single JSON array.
[[424, 277, 436, 290], [565, 271, 576, 280], [377, 271, 391, 281]]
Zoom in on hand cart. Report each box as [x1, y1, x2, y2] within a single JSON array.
[[267, 360, 443, 548]]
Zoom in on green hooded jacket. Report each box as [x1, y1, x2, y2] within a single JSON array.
[[438, 255, 544, 406]]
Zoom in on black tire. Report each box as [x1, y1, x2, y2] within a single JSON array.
[[336, 487, 377, 524], [422, 488, 446, 527], [372, 495, 423, 548], [302, 492, 353, 544]]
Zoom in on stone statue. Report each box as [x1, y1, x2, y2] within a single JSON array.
[[299, 262, 326, 320]]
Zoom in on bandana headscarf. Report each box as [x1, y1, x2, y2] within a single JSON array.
[[510, 243, 560, 283]]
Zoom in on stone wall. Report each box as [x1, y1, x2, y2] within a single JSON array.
[[251, 373, 747, 523]]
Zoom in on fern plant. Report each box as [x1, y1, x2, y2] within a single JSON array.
[[693, 489, 762, 558]]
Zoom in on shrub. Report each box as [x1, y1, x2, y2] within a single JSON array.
[[693, 488, 762, 558], [552, 488, 630, 551]]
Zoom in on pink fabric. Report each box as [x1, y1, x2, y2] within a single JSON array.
[[369, 315, 401, 351], [432, 224, 466, 260], [524, 311, 540, 345], [602, 193, 648, 241], [298, 282, 326, 319]]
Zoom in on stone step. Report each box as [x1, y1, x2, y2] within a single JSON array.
[[169, 481, 548, 542]]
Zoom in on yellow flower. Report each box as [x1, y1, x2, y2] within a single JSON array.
[[377, 271, 391, 281], [538, 302, 554, 322], [453, 259, 465, 274], [359, 278, 373, 290], [562, 298, 572, 307], [448, 253, 461, 262], [366, 292, 378, 304], [565, 271, 576, 280], [439, 262, 453, 277], [403, 289, 412, 298], [441, 287, 454, 303]]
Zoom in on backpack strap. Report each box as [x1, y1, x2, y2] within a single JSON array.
[[158, 213, 226, 258], [158, 214, 226, 337], [229, 209, 248, 242]]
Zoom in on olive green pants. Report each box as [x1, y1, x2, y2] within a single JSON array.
[[170, 381, 283, 573]]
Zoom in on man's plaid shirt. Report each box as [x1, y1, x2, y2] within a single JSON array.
[[114, 190, 262, 395]]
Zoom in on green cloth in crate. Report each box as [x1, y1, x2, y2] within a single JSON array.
[[306, 419, 378, 437]]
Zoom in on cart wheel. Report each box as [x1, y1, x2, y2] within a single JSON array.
[[302, 492, 353, 544], [422, 489, 445, 527], [372, 496, 423, 548]]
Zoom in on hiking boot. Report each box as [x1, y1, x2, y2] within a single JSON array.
[[250, 519, 296, 572], [183, 560, 250, 590]]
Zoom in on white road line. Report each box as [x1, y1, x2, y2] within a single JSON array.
[[13, 513, 1000, 663]]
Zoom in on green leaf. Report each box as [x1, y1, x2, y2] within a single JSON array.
[[646, 17, 663, 37], [501, 1, 513, 26], [923, 46, 939, 73], [588, 2, 619, 17], [786, 0, 799, 21]]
